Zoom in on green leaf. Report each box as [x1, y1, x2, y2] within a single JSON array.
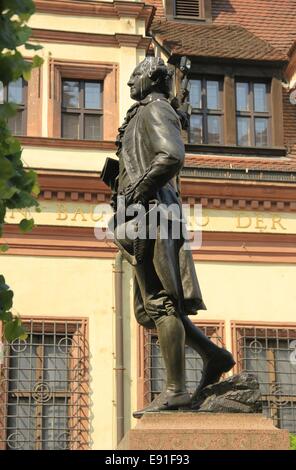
[[19, 217, 35, 233], [2, 0, 35, 18], [4, 317, 27, 342], [25, 43, 43, 51], [0, 156, 14, 179], [32, 180, 40, 197], [0, 244, 9, 253], [22, 68, 31, 81], [0, 289, 13, 312], [0, 181, 18, 200], [0, 102, 17, 119], [16, 26, 32, 46], [4, 136, 21, 154], [0, 311, 13, 322], [32, 55, 44, 68]]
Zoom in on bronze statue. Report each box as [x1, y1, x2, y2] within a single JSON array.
[[109, 57, 235, 418]]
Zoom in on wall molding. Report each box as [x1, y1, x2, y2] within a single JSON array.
[[35, 0, 155, 30], [2, 225, 296, 263], [20, 136, 116, 150], [24, 170, 296, 211], [31, 28, 151, 51]]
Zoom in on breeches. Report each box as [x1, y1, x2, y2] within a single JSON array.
[[133, 243, 178, 329]]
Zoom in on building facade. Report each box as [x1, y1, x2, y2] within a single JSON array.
[[1, 0, 296, 450]]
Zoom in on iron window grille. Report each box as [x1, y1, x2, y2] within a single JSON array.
[[0, 78, 27, 136], [0, 318, 89, 450], [143, 321, 225, 405], [232, 323, 296, 433]]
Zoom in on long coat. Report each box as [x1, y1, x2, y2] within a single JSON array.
[[117, 91, 206, 316]]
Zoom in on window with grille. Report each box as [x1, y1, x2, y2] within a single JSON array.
[[175, 0, 201, 18], [0, 78, 27, 135], [189, 77, 223, 145], [233, 324, 296, 433], [235, 80, 271, 147], [143, 322, 224, 405], [0, 319, 89, 450], [61, 79, 103, 140]]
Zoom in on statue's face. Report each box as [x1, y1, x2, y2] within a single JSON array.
[[127, 65, 152, 101]]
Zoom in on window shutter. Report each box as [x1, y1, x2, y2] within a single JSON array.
[[175, 0, 201, 18]]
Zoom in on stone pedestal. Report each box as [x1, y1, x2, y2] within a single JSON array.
[[118, 412, 290, 450]]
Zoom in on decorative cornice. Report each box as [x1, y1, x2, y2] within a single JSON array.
[[31, 28, 152, 51], [185, 144, 287, 158], [182, 166, 296, 184], [181, 178, 296, 212], [35, 0, 155, 32], [20, 136, 116, 150], [30, 170, 296, 212], [2, 225, 296, 263]]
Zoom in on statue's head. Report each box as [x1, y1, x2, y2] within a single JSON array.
[[127, 57, 172, 102]]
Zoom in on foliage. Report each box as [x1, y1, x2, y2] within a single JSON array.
[[0, 0, 43, 341], [290, 433, 296, 450]]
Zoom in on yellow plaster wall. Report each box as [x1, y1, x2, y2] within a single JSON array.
[[121, 259, 296, 428], [29, 14, 145, 37], [22, 145, 115, 172], [0, 255, 117, 450]]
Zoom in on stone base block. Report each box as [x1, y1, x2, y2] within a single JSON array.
[[118, 412, 290, 450]]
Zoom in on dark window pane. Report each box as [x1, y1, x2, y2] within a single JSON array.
[[237, 117, 251, 146], [255, 118, 268, 147], [0, 81, 4, 103], [9, 338, 37, 392], [236, 82, 249, 111], [190, 114, 203, 144], [8, 78, 23, 104], [185, 346, 203, 394], [7, 399, 36, 450], [62, 81, 79, 108], [151, 338, 164, 396], [244, 342, 270, 395], [208, 116, 221, 144], [207, 80, 219, 110], [8, 111, 23, 135], [62, 113, 79, 139], [275, 345, 296, 396], [43, 398, 69, 450], [278, 406, 296, 433], [44, 336, 70, 391], [85, 82, 102, 109], [254, 83, 267, 112], [84, 114, 101, 140], [190, 80, 201, 109]]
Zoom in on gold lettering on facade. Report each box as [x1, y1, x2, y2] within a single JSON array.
[[271, 216, 287, 231], [255, 216, 267, 231], [90, 206, 104, 222], [57, 204, 68, 221], [71, 207, 87, 222], [199, 215, 210, 228], [236, 214, 252, 229], [8, 208, 32, 220]]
